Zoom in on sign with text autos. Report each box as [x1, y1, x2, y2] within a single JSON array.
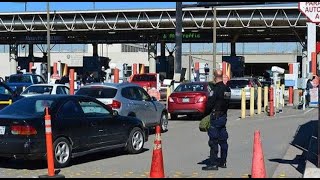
[[298, 2, 320, 23]]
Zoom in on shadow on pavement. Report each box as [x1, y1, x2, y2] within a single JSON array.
[[269, 120, 317, 174], [169, 115, 203, 122], [0, 148, 149, 170]]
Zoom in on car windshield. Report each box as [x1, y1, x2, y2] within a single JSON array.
[[227, 80, 249, 88], [76, 87, 117, 98], [21, 86, 53, 95], [0, 86, 11, 95], [0, 98, 54, 116], [8, 75, 31, 83], [132, 75, 156, 81], [175, 84, 205, 92]]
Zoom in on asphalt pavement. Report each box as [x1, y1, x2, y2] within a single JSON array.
[[0, 105, 316, 178]]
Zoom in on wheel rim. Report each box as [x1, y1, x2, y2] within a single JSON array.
[[55, 141, 70, 164], [131, 131, 143, 151], [161, 113, 168, 131]]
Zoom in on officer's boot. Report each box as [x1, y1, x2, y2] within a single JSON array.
[[202, 164, 218, 171], [202, 145, 219, 171], [219, 161, 227, 168]]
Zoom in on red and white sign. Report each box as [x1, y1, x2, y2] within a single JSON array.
[[298, 2, 320, 23]]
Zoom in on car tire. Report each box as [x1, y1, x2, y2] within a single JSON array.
[[125, 127, 145, 154], [170, 113, 177, 120], [160, 112, 168, 132], [53, 137, 72, 168]]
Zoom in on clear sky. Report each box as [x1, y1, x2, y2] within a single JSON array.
[[0, 2, 177, 12]]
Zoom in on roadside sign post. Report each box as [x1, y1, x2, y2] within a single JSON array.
[[298, 2, 320, 168]]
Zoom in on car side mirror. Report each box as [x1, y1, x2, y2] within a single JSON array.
[[151, 96, 157, 101], [112, 110, 118, 116]]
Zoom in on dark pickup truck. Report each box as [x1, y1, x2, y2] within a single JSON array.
[[5, 73, 46, 95]]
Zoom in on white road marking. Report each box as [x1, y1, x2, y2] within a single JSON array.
[[304, 108, 314, 114]]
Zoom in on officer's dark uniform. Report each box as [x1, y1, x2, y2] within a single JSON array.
[[203, 81, 231, 170]]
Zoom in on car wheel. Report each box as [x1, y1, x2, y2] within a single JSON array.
[[125, 127, 145, 154], [160, 112, 168, 132], [170, 113, 177, 120], [53, 137, 72, 168]]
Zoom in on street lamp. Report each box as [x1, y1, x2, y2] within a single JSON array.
[[47, 2, 51, 83]]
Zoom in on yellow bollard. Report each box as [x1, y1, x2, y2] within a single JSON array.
[[241, 88, 246, 119], [166, 86, 171, 103], [250, 87, 254, 117], [264, 86, 268, 112], [257, 87, 262, 114]]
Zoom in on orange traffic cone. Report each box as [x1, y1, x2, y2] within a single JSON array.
[[149, 125, 165, 178], [251, 130, 267, 178]]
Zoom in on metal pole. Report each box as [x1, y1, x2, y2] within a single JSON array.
[[47, 2, 51, 83], [175, 2, 182, 74], [213, 7, 217, 75], [25, 2, 27, 11], [189, 43, 191, 81], [318, 69, 320, 168]]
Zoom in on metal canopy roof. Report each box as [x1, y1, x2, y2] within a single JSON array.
[[0, 4, 318, 44]]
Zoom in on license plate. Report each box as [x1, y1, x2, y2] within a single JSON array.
[[0, 126, 5, 135], [182, 98, 189, 103], [233, 89, 241, 95]]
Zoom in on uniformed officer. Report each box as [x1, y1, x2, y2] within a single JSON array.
[[202, 69, 231, 171]]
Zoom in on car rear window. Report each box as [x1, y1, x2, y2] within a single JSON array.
[[21, 86, 53, 95], [8, 75, 31, 83], [132, 74, 156, 82], [174, 84, 205, 92], [76, 87, 117, 98], [0, 98, 54, 116], [227, 80, 249, 88]]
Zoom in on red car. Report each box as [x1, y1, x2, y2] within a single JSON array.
[[130, 73, 158, 90], [168, 82, 215, 119]]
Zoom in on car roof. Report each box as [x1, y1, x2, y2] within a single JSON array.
[[24, 94, 95, 101], [178, 82, 210, 85], [133, 73, 157, 76], [10, 73, 37, 76], [27, 84, 68, 87], [81, 82, 140, 89]]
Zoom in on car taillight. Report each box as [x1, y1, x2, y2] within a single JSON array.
[[11, 125, 37, 135], [109, 100, 121, 109], [168, 97, 174, 103], [197, 96, 207, 103]]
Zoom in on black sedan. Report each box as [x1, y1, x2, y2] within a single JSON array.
[[0, 95, 148, 168], [0, 81, 23, 110]]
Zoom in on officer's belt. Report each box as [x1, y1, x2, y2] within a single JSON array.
[[211, 110, 226, 118]]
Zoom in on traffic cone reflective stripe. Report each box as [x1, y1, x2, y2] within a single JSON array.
[[251, 130, 267, 178], [149, 125, 165, 178]]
